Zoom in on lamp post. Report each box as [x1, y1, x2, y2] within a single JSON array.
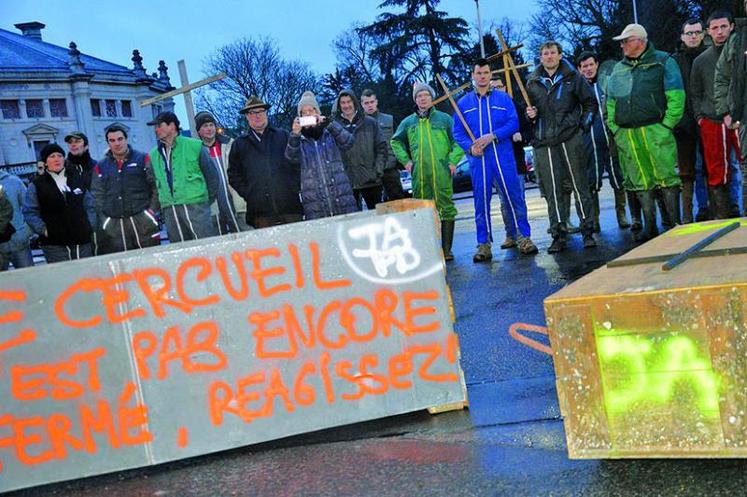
[[633, 0, 639, 23], [475, 0, 486, 57]]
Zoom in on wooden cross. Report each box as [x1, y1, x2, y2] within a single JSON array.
[[430, 65, 531, 108], [434, 74, 476, 143], [490, 29, 532, 107], [139, 60, 225, 133]]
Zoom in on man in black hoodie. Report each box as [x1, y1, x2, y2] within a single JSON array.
[[334, 90, 387, 210], [673, 18, 709, 223], [64, 131, 95, 190]]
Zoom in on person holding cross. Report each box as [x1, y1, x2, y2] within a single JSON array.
[[526, 41, 597, 253], [391, 83, 464, 261], [453, 58, 537, 263]]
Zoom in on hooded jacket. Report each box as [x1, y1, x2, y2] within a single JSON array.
[[715, 17, 747, 122], [333, 90, 387, 189], [526, 59, 596, 147]]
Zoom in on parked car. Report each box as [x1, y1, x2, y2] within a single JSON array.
[[453, 157, 473, 193]]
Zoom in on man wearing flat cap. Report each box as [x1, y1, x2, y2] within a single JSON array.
[[228, 96, 303, 228], [606, 23, 685, 242], [194, 110, 243, 233], [147, 111, 230, 242]]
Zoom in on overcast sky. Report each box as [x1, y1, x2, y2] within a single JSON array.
[[1, 0, 537, 122]]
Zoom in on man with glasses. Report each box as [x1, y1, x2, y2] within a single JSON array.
[[715, 0, 747, 216], [606, 24, 685, 242], [692, 10, 742, 219], [228, 96, 303, 228], [673, 18, 709, 223]]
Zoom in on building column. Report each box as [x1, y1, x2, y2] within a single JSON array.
[[69, 79, 95, 152]]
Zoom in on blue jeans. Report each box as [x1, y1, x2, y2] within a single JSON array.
[[694, 142, 708, 214], [0, 245, 34, 271]]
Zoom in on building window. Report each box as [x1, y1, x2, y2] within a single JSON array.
[[25, 99, 44, 118], [0, 100, 20, 119], [90, 99, 101, 117], [105, 99, 117, 117], [121, 100, 132, 118], [50, 98, 68, 118]]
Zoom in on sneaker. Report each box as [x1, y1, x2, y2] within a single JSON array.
[[583, 234, 597, 248], [517, 237, 538, 255], [472, 243, 493, 263], [547, 238, 565, 253], [500, 237, 517, 249]]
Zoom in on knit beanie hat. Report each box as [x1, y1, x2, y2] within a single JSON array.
[[40, 143, 65, 164], [412, 82, 436, 101], [297, 91, 321, 116], [194, 111, 216, 132]]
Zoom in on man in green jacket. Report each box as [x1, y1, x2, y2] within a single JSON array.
[[715, 0, 747, 216], [606, 24, 685, 242], [391, 83, 464, 261], [147, 112, 228, 243]]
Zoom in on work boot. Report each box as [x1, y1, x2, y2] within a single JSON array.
[[634, 190, 658, 242], [591, 190, 601, 232], [681, 180, 694, 224], [627, 191, 642, 231], [517, 237, 538, 255], [500, 236, 517, 249], [473, 242, 492, 263], [548, 235, 566, 253], [660, 186, 681, 229], [614, 188, 630, 228], [441, 220, 455, 261]]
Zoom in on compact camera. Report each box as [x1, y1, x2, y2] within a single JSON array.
[[299, 116, 317, 127]]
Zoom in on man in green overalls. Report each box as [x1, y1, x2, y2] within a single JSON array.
[[391, 83, 464, 261]]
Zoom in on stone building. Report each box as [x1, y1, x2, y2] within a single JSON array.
[[0, 21, 175, 173]]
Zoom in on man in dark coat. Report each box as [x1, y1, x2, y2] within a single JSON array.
[[228, 96, 303, 229], [333, 89, 387, 210], [672, 17, 709, 222], [526, 41, 597, 253], [64, 131, 96, 190], [361, 89, 407, 201]]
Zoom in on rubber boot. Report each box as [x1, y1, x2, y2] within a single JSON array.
[[627, 191, 642, 231], [441, 220, 455, 261], [635, 190, 658, 242], [681, 180, 694, 224], [614, 188, 630, 228], [661, 186, 681, 229], [591, 190, 601, 232], [709, 186, 731, 220], [656, 189, 672, 230]]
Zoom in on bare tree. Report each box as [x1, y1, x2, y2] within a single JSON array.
[[195, 37, 319, 134]]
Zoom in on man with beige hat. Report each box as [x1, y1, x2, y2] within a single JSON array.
[[605, 23, 685, 242]]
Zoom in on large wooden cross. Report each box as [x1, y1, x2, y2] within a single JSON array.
[[139, 60, 225, 133], [490, 29, 532, 107]]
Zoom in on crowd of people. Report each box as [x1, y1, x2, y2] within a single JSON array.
[[0, 4, 744, 269]]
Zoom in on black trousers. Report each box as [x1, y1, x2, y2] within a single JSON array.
[[354, 186, 383, 210], [382, 168, 407, 200]]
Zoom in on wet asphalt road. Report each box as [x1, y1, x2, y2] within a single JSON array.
[[10, 188, 747, 497]]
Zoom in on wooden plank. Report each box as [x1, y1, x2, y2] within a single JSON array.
[[139, 72, 226, 107]]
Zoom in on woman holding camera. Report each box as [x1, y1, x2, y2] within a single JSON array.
[[285, 91, 358, 220]]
